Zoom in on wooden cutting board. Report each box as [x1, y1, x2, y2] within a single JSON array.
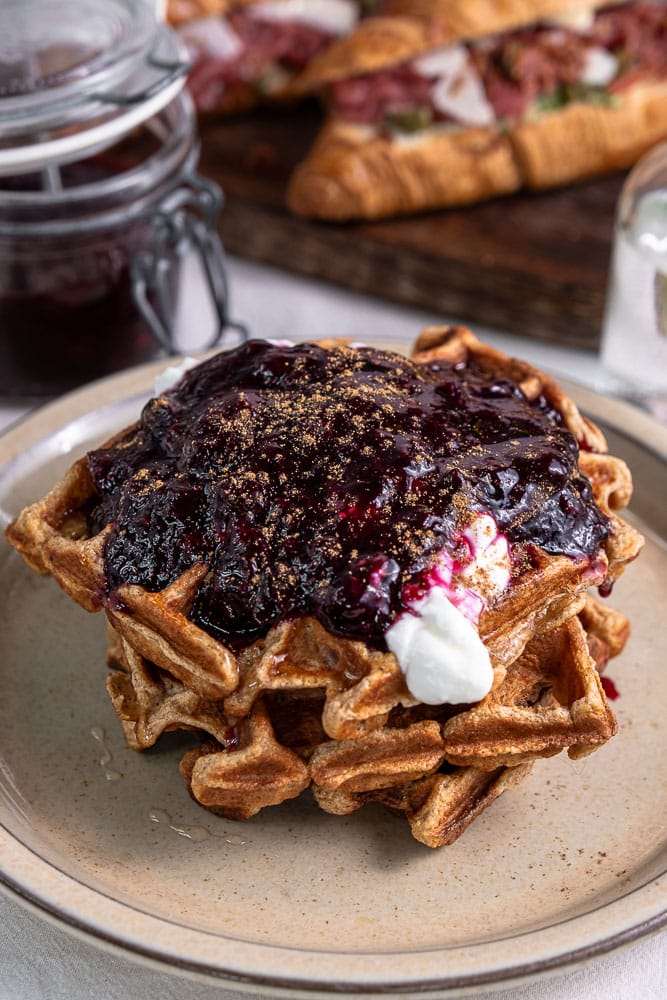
[[199, 105, 625, 350]]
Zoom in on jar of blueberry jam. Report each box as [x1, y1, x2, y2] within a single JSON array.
[[0, 0, 240, 400]]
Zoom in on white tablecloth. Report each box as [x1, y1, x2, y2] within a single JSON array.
[[1, 892, 665, 1000], [1, 257, 665, 999]]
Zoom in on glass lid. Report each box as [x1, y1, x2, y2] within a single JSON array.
[[0, 0, 189, 174]]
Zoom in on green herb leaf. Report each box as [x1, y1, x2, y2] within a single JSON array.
[[532, 83, 619, 116], [384, 106, 434, 134]]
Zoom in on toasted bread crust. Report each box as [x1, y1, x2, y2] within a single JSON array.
[[297, 2, 611, 89], [511, 82, 667, 189], [287, 119, 521, 219], [287, 80, 667, 219], [382, 0, 610, 42], [167, 0, 260, 26], [296, 16, 450, 89]]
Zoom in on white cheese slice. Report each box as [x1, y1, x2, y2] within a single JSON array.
[[413, 44, 495, 127], [253, 0, 358, 36], [580, 46, 619, 87], [412, 44, 467, 79], [179, 16, 244, 60]]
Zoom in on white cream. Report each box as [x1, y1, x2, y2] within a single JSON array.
[[385, 512, 510, 705], [413, 44, 495, 127], [417, 514, 511, 625], [153, 356, 200, 395], [580, 46, 619, 87], [179, 16, 243, 60], [253, 0, 358, 36], [386, 587, 494, 705], [458, 514, 511, 602]]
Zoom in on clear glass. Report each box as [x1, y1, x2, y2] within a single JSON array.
[[600, 141, 667, 414], [0, 0, 189, 177], [0, 0, 155, 133], [0, 94, 230, 400], [0, 2, 236, 402]]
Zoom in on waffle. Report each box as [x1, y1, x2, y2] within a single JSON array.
[[5, 329, 643, 846], [105, 597, 626, 844], [310, 598, 627, 848]]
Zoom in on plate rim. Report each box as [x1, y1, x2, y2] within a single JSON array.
[[1, 866, 666, 999], [1, 353, 666, 996]]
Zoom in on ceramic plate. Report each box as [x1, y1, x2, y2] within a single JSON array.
[[0, 356, 666, 998]]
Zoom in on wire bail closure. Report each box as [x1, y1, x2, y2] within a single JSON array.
[[131, 173, 248, 355]]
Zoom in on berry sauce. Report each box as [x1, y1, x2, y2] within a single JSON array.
[[601, 675, 620, 700], [86, 340, 610, 648]]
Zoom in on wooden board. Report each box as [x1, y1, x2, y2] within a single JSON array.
[[199, 105, 625, 350]]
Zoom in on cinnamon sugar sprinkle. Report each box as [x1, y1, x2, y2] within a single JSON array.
[[85, 340, 609, 647]]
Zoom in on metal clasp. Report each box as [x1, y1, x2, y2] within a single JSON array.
[[93, 53, 191, 108], [131, 173, 248, 355]]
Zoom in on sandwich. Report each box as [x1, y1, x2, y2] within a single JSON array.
[[286, 0, 667, 219], [171, 0, 362, 115]]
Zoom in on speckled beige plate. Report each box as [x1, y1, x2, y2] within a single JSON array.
[[0, 355, 665, 998]]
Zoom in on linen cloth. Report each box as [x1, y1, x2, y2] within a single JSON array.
[[1, 258, 664, 999], [0, 891, 665, 1000]]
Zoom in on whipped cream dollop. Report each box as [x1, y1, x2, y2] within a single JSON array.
[[386, 588, 493, 705], [385, 514, 510, 705], [458, 514, 511, 611]]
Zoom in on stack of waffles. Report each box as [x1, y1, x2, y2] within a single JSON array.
[[6, 328, 643, 847]]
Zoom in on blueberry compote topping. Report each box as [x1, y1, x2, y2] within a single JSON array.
[[86, 340, 609, 648]]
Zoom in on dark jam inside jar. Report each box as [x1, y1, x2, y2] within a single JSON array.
[[0, 123, 180, 400]]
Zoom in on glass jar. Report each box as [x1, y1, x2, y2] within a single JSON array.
[[0, 0, 243, 400], [600, 141, 667, 406]]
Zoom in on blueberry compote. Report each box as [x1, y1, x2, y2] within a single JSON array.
[[86, 340, 610, 648]]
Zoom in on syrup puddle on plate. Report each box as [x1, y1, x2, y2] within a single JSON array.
[[148, 808, 248, 846], [89, 726, 247, 844], [90, 726, 122, 782]]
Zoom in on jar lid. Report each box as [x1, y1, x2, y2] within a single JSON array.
[[0, 0, 188, 175]]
